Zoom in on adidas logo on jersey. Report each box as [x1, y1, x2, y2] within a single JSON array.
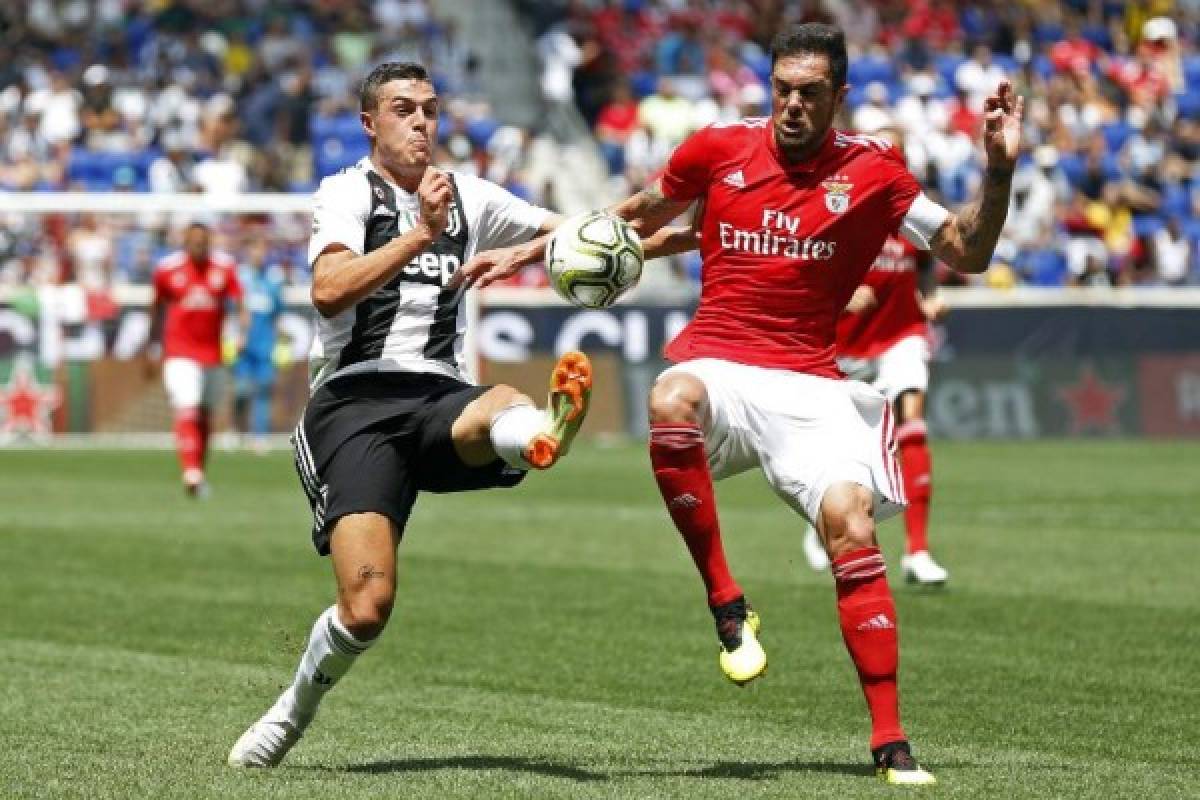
[[722, 170, 747, 189], [668, 493, 702, 510], [856, 613, 895, 631]]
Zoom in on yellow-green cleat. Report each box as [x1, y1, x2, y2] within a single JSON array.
[[712, 597, 767, 686], [524, 350, 593, 469], [873, 741, 937, 786]]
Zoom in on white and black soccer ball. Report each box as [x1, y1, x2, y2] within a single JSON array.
[[546, 211, 643, 309]]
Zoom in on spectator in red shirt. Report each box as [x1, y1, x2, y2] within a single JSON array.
[[595, 81, 640, 146], [1050, 19, 1104, 77]]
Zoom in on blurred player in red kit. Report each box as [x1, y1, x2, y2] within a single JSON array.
[[803, 229, 950, 585], [146, 222, 242, 496]]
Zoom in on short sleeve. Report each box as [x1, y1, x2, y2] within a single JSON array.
[[899, 193, 951, 250], [307, 170, 370, 266], [458, 173, 551, 252], [659, 127, 717, 203], [876, 147, 924, 237]]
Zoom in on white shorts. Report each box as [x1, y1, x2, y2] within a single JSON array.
[[163, 357, 224, 409], [838, 334, 930, 403], [659, 359, 905, 524]]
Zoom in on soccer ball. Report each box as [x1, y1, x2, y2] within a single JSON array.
[[546, 211, 643, 309]]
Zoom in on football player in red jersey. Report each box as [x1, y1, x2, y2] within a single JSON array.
[[457, 23, 1021, 785], [803, 230, 951, 586], [145, 222, 243, 497]]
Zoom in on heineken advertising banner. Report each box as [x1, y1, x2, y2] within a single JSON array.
[[1, 287, 1199, 439]]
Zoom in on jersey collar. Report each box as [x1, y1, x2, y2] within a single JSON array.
[[763, 124, 836, 175]]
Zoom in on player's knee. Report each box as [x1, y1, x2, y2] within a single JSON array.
[[819, 484, 877, 558], [340, 587, 395, 640], [648, 376, 706, 425], [895, 389, 926, 425], [461, 385, 531, 438]]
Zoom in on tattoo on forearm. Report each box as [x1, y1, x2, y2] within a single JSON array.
[[639, 185, 671, 214], [955, 168, 1012, 268], [357, 565, 385, 581]]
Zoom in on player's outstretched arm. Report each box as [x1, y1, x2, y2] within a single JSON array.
[[609, 179, 694, 240], [453, 182, 696, 291], [929, 81, 1023, 274], [451, 214, 561, 291], [641, 225, 700, 258]]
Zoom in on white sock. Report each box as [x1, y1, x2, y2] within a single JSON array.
[[270, 606, 372, 728], [489, 403, 547, 469]]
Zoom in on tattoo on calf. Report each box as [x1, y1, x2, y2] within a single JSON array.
[[357, 565, 386, 581]]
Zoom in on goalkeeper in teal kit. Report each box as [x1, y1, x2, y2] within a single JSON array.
[[233, 241, 286, 448]]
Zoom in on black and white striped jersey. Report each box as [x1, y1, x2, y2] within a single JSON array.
[[306, 157, 549, 389]]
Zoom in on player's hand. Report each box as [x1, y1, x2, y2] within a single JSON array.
[[416, 168, 452, 241], [451, 246, 528, 291], [921, 295, 948, 321], [982, 80, 1023, 173]]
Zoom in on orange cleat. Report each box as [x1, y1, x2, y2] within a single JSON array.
[[523, 350, 593, 469]]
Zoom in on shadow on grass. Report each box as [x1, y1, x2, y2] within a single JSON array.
[[616, 759, 872, 781], [309, 754, 608, 783]]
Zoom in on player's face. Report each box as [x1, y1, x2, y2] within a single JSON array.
[[363, 79, 440, 176], [184, 226, 210, 261], [770, 54, 847, 161]]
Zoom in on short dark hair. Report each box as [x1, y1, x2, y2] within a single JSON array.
[[770, 24, 848, 89], [360, 62, 431, 111]]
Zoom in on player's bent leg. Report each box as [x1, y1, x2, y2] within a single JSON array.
[[818, 482, 933, 784], [455, 351, 593, 471], [648, 371, 762, 686], [228, 513, 397, 768]]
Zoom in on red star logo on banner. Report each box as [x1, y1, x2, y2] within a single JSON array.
[[0, 358, 62, 436], [1057, 366, 1125, 434]]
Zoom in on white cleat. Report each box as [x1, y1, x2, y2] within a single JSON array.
[[901, 550, 949, 586], [227, 715, 306, 768], [802, 525, 830, 571]]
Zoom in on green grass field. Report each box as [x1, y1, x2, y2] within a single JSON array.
[[2, 440, 1198, 799]]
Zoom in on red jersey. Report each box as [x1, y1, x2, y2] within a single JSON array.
[[152, 250, 242, 365], [659, 121, 923, 378], [837, 235, 930, 359]]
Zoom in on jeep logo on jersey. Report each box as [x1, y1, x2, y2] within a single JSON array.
[[401, 251, 461, 286]]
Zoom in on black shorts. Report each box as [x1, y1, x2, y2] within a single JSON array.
[[292, 371, 526, 555]]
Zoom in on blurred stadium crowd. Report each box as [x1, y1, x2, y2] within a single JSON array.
[[0, 0, 1198, 290], [534, 0, 1200, 288], [0, 0, 540, 288]]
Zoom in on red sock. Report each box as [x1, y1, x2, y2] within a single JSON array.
[[649, 423, 742, 607], [174, 409, 203, 475], [832, 546, 905, 750], [196, 407, 211, 468], [897, 420, 932, 555]]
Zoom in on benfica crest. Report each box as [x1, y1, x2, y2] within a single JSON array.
[[821, 176, 853, 214]]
